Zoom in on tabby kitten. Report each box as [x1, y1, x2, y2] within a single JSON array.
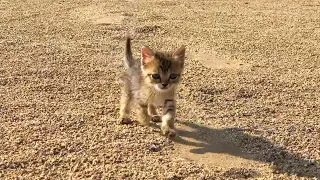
[[119, 36, 185, 137]]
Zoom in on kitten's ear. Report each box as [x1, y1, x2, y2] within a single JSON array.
[[141, 46, 154, 65], [173, 45, 186, 60], [173, 46, 185, 68]]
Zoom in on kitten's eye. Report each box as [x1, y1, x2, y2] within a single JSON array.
[[152, 74, 161, 79], [170, 74, 178, 79]]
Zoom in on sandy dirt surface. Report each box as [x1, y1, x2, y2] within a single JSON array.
[[1, 0, 320, 179]]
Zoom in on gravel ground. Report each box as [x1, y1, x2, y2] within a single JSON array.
[[0, 0, 319, 179]]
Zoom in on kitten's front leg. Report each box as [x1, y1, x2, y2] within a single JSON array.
[[161, 99, 176, 137], [138, 103, 151, 125]]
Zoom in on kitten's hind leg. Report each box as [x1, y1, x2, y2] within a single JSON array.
[[138, 103, 151, 125], [119, 86, 133, 124], [148, 104, 161, 122]]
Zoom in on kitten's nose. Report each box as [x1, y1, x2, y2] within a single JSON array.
[[162, 83, 168, 87]]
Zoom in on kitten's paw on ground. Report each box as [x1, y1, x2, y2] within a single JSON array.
[[161, 126, 176, 138], [138, 117, 151, 126], [168, 129, 176, 138], [151, 115, 162, 122], [120, 117, 133, 124]]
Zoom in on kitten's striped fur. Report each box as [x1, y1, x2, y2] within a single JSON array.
[[119, 36, 185, 137]]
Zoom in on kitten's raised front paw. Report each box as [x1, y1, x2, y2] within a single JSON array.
[[161, 126, 176, 138], [151, 115, 162, 123], [119, 117, 133, 124]]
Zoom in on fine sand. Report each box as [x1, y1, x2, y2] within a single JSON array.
[[1, 0, 319, 179]]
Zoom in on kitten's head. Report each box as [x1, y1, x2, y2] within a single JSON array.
[[140, 45, 185, 92]]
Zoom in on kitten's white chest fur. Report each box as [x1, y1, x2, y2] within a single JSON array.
[[152, 91, 175, 107]]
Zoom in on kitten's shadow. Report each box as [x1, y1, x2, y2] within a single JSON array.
[[172, 121, 319, 178]]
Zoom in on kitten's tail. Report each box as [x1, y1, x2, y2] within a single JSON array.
[[124, 36, 135, 69]]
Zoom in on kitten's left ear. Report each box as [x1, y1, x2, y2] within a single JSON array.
[[173, 46, 186, 60]]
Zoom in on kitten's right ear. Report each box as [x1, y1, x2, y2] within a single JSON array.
[[173, 45, 186, 60], [141, 46, 154, 65]]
